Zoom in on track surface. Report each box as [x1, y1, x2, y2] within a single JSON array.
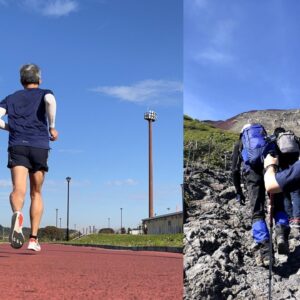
[[0, 243, 182, 299]]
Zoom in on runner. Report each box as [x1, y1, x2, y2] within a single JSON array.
[[0, 64, 58, 251]]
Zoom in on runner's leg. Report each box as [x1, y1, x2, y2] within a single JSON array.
[[29, 171, 45, 236], [10, 166, 28, 211]]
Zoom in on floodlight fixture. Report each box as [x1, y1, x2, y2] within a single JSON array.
[[144, 110, 157, 122]]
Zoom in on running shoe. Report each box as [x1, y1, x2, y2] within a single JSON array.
[[9, 211, 25, 249], [27, 238, 41, 252]]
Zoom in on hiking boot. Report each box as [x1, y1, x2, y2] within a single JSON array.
[[275, 225, 290, 255], [290, 218, 300, 229], [254, 240, 273, 267], [9, 211, 25, 249], [27, 238, 41, 252]]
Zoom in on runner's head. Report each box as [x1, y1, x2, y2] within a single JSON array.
[[20, 64, 41, 86]]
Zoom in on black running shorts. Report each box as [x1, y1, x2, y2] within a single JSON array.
[[8, 146, 49, 173]]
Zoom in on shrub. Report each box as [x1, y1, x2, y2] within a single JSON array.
[[39, 226, 64, 241], [98, 228, 115, 234]]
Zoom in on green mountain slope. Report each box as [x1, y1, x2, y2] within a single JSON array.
[[184, 115, 239, 168]]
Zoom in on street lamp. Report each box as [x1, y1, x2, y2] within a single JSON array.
[[56, 208, 58, 227], [66, 176, 71, 241], [144, 110, 157, 218], [120, 208, 123, 233]]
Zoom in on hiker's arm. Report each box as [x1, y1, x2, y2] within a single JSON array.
[[264, 154, 300, 193], [264, 154, 281, 193], [274, 160, 300, 194], [264, 167, 281, 193], [0, 107, 9, 131], [44, 93, 58, 141]]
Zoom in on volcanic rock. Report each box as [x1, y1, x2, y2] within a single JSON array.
[[184, 164, 300, 300]]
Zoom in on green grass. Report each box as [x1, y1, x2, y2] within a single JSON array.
[[184, 115, 239, 168], [64, 233, 183, 248]]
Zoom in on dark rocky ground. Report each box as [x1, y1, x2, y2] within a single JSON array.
[[184, 165, 300, 300]]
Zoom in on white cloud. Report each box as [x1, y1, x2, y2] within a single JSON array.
[[105, 179, 138, 187], [11, 0, 79, 17], [91, 79, 183, 106], [41, 0, 78, 17], [191, 17, 236, 66], [195, 49, 233, 64]]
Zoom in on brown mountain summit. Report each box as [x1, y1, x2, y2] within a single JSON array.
[[203, 109, 300, 136]]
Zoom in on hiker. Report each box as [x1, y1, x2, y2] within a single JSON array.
[[273, 127, 300, 229], [0, 64, 58, 251], [232, 123, 290, 266]]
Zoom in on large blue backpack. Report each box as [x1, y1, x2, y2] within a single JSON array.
[[241, 124, 275, 168]]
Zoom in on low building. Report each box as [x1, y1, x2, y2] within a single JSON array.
[[129, 228, 143, 235], [142, 211, 183, 234]]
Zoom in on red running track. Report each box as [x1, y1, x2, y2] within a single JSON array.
[[0, 243, 183, 299]]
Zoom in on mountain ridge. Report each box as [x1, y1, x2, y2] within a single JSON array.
[[202, 109, 300, 135]]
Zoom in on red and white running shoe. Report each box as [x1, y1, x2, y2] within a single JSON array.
[[9, 211, 24, 249], [27, 238, 41, 252]]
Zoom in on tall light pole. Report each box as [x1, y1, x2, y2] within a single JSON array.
[[56, 208, 58, 227], [59, 217, 62, 228], [108, 217, 110, 228], [144, 110, 157, 218], [66, 176, 71, 241], [120, 208, 123, 233]]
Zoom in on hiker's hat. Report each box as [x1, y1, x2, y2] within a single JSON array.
[[240, 123, 251, 133]]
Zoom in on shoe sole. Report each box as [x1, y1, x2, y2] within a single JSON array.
[[27, 247, 41, 252], [27, 245, 41, 252], [9, 213, 24, 249]]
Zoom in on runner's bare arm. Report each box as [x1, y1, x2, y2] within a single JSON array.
[[0, 107, 9, 131], [44, 93, 58, 141]]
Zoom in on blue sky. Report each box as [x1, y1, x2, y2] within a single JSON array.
[[185, 0, 300, 121], [0, 0, 182, 231]]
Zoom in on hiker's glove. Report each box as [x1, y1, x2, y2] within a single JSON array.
[[236, 193, 245, 205]]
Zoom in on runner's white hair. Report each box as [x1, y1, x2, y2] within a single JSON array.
[[20, 63, 41, 84]]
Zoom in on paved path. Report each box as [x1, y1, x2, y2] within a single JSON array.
[[0, 243, 182, 299]]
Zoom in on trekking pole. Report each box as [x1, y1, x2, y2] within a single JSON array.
[[268, 192, 274, 300]]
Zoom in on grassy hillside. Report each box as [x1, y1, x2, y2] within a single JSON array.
[[184, 115, 239, 168]]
